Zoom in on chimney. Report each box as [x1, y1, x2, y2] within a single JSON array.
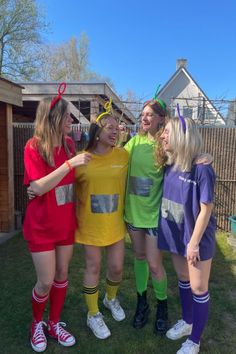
[[176, 58, 187, 70]]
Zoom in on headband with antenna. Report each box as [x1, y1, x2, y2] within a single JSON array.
[[177, 103, 186, 133], [96, 97, 112, 123], [50, 82, 67, 109], [153, 84, 167, 112]]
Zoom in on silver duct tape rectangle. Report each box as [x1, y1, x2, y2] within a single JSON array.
[[91, 194, 119, 213], [129, 176, 153, 197], [161, 197, 184, 224], [55, 183, 75, 206]]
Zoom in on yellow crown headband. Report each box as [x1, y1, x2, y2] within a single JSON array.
[[96, 97, 112, 122]]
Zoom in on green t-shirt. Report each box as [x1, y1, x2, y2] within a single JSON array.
[[124, 134, 164, 228]]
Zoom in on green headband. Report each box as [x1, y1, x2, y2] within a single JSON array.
[[154, 98, 167, 112], [153, 84, 167, 113]]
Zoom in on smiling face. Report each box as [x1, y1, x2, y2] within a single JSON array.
[[160, 121, 172, 152], [98, 116, 119, 147], [141, 105, 165, 134], [61, 108, 73, 135]]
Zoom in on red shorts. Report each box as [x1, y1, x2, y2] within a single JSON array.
[[28, 231, 75, 253]]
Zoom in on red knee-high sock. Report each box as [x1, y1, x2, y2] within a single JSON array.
[[32, 288, 49, 322], [49, 279, 68, 323]]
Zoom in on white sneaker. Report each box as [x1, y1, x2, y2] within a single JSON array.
[[87, 312, 111, 339], [176, 339, 200, 354], [166, 319, 192, 340], [103, 294, 126, 321]]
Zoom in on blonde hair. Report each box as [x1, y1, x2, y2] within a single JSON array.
[[166, 117, 202, 172], [33, 97, 72, 166]]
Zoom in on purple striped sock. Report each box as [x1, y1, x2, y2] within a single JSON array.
[[189, 291, 210, 344], [178, 280, 193, 324]]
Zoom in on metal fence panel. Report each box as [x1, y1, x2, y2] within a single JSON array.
[[13, 124, 236, 231]]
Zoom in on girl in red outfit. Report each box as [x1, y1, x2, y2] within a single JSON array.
[[23, 94, 91, 352]]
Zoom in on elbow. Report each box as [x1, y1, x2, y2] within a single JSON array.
[[207, 203, 214, 214], [30, 183, 44, 197]]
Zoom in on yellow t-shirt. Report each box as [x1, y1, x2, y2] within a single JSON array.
[[75, 147, 129, 246]]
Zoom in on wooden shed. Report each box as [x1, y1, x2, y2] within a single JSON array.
[[13, 82, 136, 125], [0, 77, 23, 232]]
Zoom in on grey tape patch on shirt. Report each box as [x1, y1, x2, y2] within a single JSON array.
[[161, 197, 184, 224], [55, 183, 75, 206], [129, 176, 153, 197], [91, 194, 119, 213]]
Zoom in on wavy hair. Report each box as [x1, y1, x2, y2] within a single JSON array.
[[166, 117, 202, 172], [139, 99, 168, 168], [32, 97, 72, 166]]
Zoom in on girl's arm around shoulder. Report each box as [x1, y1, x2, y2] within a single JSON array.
[[194, 152, 213, 165]]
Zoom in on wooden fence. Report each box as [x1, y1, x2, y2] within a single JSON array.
[[199, 127, 236, 230], [13, 123, 236, 231]]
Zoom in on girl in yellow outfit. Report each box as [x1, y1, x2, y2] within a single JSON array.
[[75, 114, 129, 339]]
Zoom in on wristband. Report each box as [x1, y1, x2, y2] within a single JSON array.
[[65, 160, 73, 171]]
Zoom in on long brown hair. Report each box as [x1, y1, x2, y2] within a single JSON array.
[[140, 99, 168, 168], [32, 97, 73, 166]]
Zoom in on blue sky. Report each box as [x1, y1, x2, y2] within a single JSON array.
[[37, 0, 236, 101]]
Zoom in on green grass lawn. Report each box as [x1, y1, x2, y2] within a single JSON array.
[[0, 232, 235, 354]]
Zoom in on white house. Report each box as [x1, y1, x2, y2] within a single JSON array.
[[158, 59, 225, 126]]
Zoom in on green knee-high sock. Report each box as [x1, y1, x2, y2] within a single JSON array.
[[152, 277, 168, 301], [134, 258, 149, 295]]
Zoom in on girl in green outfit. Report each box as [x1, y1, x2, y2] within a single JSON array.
[[124, 98, 168, 335]]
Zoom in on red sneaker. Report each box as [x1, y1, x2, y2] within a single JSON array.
[[30, 320, 47, 353], [47, 321, 76, 347]]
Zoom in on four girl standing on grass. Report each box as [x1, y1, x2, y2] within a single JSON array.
[[23, 85, 215, 353]]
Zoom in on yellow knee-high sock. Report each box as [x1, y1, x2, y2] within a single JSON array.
[[83, 285, 99, 316], [106, 278, 121, 300]]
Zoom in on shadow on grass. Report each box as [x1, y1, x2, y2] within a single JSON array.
[[0, 232, 235, 354]]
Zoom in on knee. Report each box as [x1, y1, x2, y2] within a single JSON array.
[[148, 261, 164, 279], [86, 261, 101, 277], [148, 261, 158, 276], [108, 263, 123, 278], [134, 251, 146, 260], [36, 280, 53, 294], [177, 271, 189, 282], [55, 267, 68, 281], [191, 284, 208, 295]]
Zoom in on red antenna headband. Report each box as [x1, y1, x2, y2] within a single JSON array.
[[50, 82, 67, 109]]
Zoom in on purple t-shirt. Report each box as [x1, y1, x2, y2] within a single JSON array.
[[158, 164, 216, 260]]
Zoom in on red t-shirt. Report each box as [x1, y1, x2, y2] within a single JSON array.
[[23, 137, 77, 245]]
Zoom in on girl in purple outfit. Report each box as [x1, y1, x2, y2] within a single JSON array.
[[158, 116, 216, 354]]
